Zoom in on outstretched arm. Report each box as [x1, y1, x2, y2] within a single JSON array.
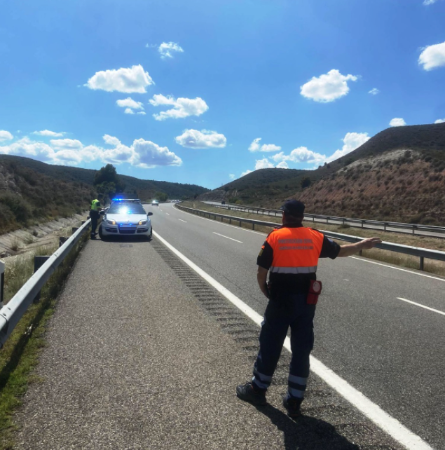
[[338, 237, 382, 257]]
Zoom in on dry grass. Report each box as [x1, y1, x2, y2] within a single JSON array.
[[0, 230, 89, 449], [180, 201, 445, 277]]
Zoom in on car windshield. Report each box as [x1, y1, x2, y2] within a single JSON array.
[[108, 204, 146, 215]]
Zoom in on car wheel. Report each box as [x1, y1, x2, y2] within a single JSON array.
[[99, 225, 106, 241], [147, 228, 153, 241]]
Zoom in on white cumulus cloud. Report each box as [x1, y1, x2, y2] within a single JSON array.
[[435, 118, 445, 123], [158, 42, 184, 59], [241, 169, 253, 177], [248, 137, 281, 152], [419, 41, 445, 71], [175, 129, 226, 148], [0, 130, 13, 141], [276, 161, 289, 169], [390, 118, 407, 127], [300, 69, 358, 102], [116, 97, 145, 114], [423, 0, 438, 5], [50, 139, 83, 150], [32, 130, 65, 137], [0, 134, 181, 169], [149, 94, 208, 121], [369, 88, 380, 95], [229, 174, 235, 179], [326, 132, 370, 163], [132, 139, 182, 168], [85, 65, 154, 93], [255, 158, 275, 170], [272, 147, 326, 165]]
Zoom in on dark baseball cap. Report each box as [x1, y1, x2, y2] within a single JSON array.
[[280, 199, 305, 216]]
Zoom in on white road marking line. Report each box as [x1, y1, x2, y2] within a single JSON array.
[[175, 207, 445, 283], [213, 232, 243, 243], [174, 207, 266, 235], [397, 297, 445, 316], [178, 218, 187, 223], [153, 229, 433, 450], [166, 213, 170, 215], [350, 257, 445, 282]]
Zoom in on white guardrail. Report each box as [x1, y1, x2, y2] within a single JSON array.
[[177, 205, 445, 272], [209, 203, 445, 237], [0, 219, 91, 348]]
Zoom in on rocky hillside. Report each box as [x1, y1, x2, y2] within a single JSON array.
[[0, 159, 94, 234], [0, 155, 209, 234], [202, 123, 445, 225]]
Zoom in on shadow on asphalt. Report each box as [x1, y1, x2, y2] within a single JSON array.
[[254, 404, 360, 450], [91, 236, 151, 244]]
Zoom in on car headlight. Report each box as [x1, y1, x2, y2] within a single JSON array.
[[107, 219, 116, 225], [138, 220, 147, 225]]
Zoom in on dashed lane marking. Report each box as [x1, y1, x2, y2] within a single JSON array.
[[178, 219, 187, 223], [213, 232, 243, 243], [173, 205, 445, 282], [153, 229, 434, 450], [397, 297, 445, 316], [174, 206, 266, 236]]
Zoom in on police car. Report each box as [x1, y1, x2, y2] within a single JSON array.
[[99, 200, 153, 240]]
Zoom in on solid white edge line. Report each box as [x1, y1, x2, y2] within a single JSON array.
[[350, 257, 445, 283], [397, 297, 445, 316], [213, 232, 243, 243], [153, 229, 433, 450], [176, 208, 445, 280]]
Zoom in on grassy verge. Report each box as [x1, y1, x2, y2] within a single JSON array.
[[180, 201, 445, 277], [0, 225, 89, 450]]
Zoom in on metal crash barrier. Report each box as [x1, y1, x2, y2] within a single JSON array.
[[208, 203, 445, 237], [0, 219, 91, 348], [177, 205, 445, 271]]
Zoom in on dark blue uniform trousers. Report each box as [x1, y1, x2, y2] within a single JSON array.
[[252, 293, 316, 399]]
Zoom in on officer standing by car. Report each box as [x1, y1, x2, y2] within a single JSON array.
[[236, 199, 381, 417], [89, 198, 102, 239]]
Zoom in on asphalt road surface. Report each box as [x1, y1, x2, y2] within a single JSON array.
[[204, 202, 445, 239], [148, 202, 445, 449]]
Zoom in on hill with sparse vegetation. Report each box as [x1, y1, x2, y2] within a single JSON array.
[[0, 155, 209, 233], [200, 123, 445, 225]]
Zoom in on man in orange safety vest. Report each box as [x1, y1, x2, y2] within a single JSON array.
[[236, 199, 381, 417]]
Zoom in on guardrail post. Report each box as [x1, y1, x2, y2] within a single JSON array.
[[252, 222, 255, 230], [72, 227, 79, 234], [59, 237, 68, 248], [412, 225, 416, 235], [239, 220, 242, 227], [0, 261, 5, 308], [384, 223, 387, 231], [33, 256, 50, 303], [361, 220, 364, 228], [420, 256, 424, 271]]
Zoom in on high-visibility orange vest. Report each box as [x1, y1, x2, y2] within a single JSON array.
[[266, 227, 324, 274]]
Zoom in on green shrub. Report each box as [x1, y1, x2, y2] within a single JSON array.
[[0, 192, 33, 224]]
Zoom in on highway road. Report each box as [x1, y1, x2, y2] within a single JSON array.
[[148, 202, 445, 449], [204, 202, 445, 239]]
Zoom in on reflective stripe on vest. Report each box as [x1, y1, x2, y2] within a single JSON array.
[[266, 227, 324, 271], [269, 266, 317, 274]]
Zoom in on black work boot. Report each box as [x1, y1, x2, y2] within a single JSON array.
[[236, 382, 267, 406], [283, 395, 303, 418]]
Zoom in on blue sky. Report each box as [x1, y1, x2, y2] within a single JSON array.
[[1, 0, 444, 189]]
